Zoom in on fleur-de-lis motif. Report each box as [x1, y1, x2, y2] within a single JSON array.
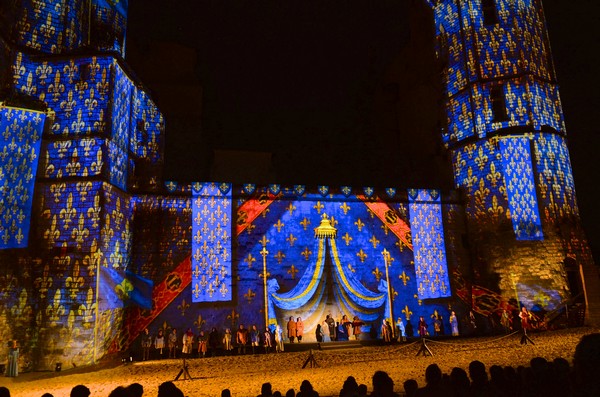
[[96, 68, 109, 99], [48, 70, 65, 102], [354, 218, 365, 232], [301, 247, 312, 261], [300, 217, 310, 231], [287, 265, 298, 280], [21, 72, 37, 96], [286, 233, 297, 247], [357, 249, 368, 263], [177, 299, 190, 316], [340, 202, 351, 215], [313, 201, 324, 214], [84, 88, 98, 115], [399, 271, 410, 286], [274, 251, 286, 264], [194, 314, 206, 330], [402, 305, 413, 320], [59, 193, 77, 230], [372, 266, 382, 282], [273, 219, 285, 232], [244, 253, 256, 268], [227, 309, 240, 328], [244, 289, 256, 303]]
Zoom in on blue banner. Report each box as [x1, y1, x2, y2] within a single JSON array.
[[0, 106, 45, 249], [98, 266, 153, 311]]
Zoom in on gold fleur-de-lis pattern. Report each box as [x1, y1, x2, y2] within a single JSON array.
[[192, 183, 232, 302], [499, 137, 543, 240], [408, 189, 451, 299], [0, 106, 46, 248]]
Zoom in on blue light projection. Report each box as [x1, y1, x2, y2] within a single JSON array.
[[191, 182, 232, 302], [408, 189, 451, 299], [430, 1, 562, 147], [533, 133, 578, 220], [499, 137, 543, 240], [0, 106, 45, 248]]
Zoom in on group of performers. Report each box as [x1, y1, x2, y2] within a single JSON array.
[[314, 314, 365, 342], [139, 324, 281, 360], [135, 306, 536, 361]]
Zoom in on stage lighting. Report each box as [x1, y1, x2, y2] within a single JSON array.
[[55, 363, 62, 372]]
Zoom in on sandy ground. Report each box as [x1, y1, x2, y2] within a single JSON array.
[[2, 327, 598, 397]]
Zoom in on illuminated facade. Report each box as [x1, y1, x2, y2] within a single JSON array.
[[0, 0, 596, 371]]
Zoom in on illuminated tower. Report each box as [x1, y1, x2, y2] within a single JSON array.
[[428, 0, 598, 320], [0, 0, 164, 368]]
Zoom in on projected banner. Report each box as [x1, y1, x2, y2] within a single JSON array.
[[499, 137, 544, 241], [191, 182, 232, 302], [0, 106, 45, 249], [408, 189, 451, 299]]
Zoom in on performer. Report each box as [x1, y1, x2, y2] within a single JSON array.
[[141, 328, 153, 361], [449, 311, 459, 336], [325, 314, 335, 341], [341, 315, 352, 338], [6, 340, 18, 377], [380, 319, 391, 343], [236, 324, 248, 354], [296, 317, 304, 342], [222, 328, 233, 355], [315, 323, 323, 343], [352, 316, 365, 340], [275, 324, 285, 352], [197, 330, 208, 357], [395, 317, 406, 342], [433, 315, 442, 336], [337, 321, 348, 341], [263, 328, 273, 353], [250, 325, 260, 354], [208, 327, 220, 357], [418, 316, 428, 337], [519, 306, 531, 333], [287, 316, 297, 343], [182, 328, 194, 357], [469, 310, 477, 334], [501, 309, 512, 333], [168, 328, 178, 359], [154, 329, 165, 359]]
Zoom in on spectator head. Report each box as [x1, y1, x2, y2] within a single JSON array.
[[261, 382, 273, 397], [372, 370, 394, 395], [357, 384, 368, 396], [41, 394, 54, 397], [403, 379, 418, 397], [108, 386, 131, 397], [71, 385, 91, 397], [468, 360, 488, 384], [425, 363, 442, 385], [221, 389, 231, 397], [157, 381, 184, 397], [0, 387, 10, 397], [299, 380, 314, 394], [574, 333, 600, 387], [126, 383, 143, 397], [285, 389, 295, 397], [450, 367, 470, 391]]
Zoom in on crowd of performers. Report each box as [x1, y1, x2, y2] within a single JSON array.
[[132, 307, 537, 361]]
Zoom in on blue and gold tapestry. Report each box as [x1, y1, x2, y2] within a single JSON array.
[[408, 189, 451, 299], [499, 136, 543, 240], [191, 182, 232, 302], [0, 106, 46, 248]]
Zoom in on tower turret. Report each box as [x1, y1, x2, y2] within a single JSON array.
[[428, 0, 598, 320]]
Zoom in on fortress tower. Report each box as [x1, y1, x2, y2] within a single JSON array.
[[0, 0, 164, 368], [427, 0, 599, 320]]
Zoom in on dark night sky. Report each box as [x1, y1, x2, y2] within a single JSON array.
[[125, 1, 599, 263]]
